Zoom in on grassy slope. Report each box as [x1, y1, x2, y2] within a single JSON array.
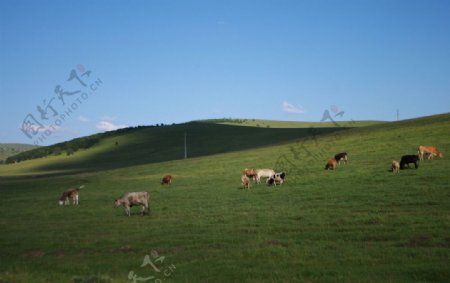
[[0, 122, 350, 176], [0, 113, 449, 283]]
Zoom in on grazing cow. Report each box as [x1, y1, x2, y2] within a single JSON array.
[[334, 152, 348, 164], [241, 175, 251, 189], [58, 185, 84, 206], [400, 155, 419, 169], [325, 158, 337, 170], [267, 172, 286, 186], [161, 175, 173, 185], [418, 146, 443, 160], [276, 172, 286, 181], [243, 168, 257, 181], [392, 160, 400, 173], [114, 192, 150, 216], [255, 169, 276, 184]]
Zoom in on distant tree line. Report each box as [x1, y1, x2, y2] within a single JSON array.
[[206, 118, 248, 124], [0, 144, 39, 164], [5, 136, 100, 164]]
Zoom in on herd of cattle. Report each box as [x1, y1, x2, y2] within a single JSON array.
[[240, 145, 443, 189], [240, 152, 348, 189], [58, 146, 443, 215], [392, 145, 443, 173]]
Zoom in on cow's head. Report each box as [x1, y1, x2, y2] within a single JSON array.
[[438, 152, 444, 158], [114, 199, 121, 207]]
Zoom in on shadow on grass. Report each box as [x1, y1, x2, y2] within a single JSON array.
[[21, 122, 350, 178]]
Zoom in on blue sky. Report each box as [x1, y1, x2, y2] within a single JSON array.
[[1, 0, 449, 145]]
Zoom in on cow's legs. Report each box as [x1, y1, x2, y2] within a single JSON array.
[[143, 203, 151, 215]]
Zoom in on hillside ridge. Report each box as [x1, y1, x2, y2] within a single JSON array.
[[1, 113, 448, 177]]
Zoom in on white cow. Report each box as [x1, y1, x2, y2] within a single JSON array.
[[255, 169, 276, 184], [114, 191, 150, 216]]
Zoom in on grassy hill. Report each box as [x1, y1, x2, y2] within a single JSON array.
[[0, 113, 449, 282], [0, 143, 38, 162], [0, 121, 354, 176]]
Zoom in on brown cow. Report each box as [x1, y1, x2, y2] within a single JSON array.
[[114, 192, 150, 216], [242, 168, 257, 181], [418, 146, 443, 160], [392, 160, 400, 173], [324, 158, 337, 170], [241, 175, 251, 189], [58, 185, 84, 206], [161, 175, 173, 185]]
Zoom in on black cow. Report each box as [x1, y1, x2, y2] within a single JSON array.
[[400, 155, 419, 169], [334, 152, 348, 164]]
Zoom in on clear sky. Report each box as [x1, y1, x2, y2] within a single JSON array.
[[1, 0, 449, 145]]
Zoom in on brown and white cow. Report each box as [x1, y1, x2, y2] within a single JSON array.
[[391, 160, 400, 173], [114, 191, 150, 216], [325, 158, 337, 170], [241, 175, 251, 190], [58, 185, 84, 206], [418, 146, 443, 160], [161, 175, 173, 185]]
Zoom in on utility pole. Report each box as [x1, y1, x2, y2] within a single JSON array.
[[184, 131, 187, 159], [396, 109, 399, 121]]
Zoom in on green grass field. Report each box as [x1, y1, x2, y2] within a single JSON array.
[[0, 114, 449, 283]]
